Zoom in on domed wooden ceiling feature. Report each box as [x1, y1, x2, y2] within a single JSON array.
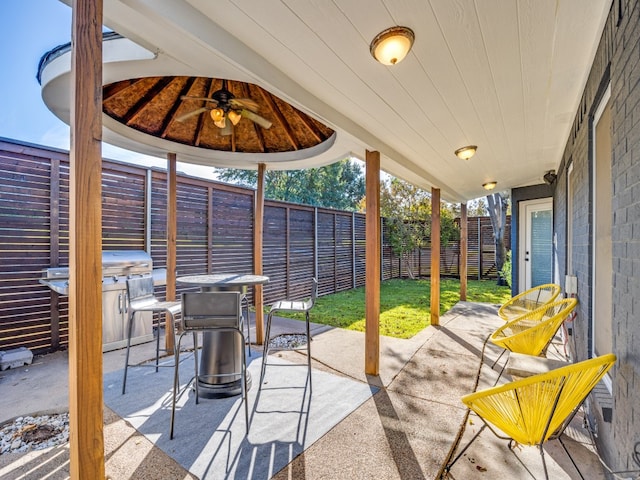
[[102, 76, 335, 155]]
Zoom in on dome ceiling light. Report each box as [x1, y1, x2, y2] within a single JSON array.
[[455, 145, 477, 160], [483, 181, 497, 190], [370, 26, 415, 65]]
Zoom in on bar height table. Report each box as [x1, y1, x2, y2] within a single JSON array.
[[176, 274, 269, 398]]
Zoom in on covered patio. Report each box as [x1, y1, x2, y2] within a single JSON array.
[[0, 303, 607, 479], [23, 0, 634, 478]]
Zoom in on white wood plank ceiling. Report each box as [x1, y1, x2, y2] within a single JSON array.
[[64, 0, 612, 202]]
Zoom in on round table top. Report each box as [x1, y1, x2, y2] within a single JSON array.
[[176, 274, 269, 287]]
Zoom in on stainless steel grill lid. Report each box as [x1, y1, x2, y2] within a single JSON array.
[[40, 250, 157, 294], [101, 250, 153, 277]]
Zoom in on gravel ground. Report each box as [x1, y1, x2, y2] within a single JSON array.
[[268, 333, 309, 349], [0, 412, 69, 455]]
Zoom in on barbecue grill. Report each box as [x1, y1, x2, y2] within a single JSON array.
[[40, 250, 167, 352]]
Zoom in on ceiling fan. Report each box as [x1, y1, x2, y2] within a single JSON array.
[[176, 79, 272, 135]]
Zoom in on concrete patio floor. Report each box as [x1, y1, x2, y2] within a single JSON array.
[[0, 301, 608, 479]]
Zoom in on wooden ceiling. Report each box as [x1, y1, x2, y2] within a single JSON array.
[[102, 76, 335, 154]]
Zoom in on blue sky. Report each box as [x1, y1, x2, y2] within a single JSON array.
[[1, 1, 72, 149], [0, 0, 216, 178]]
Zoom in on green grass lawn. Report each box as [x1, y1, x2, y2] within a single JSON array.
[[273, 278, 511, 339]]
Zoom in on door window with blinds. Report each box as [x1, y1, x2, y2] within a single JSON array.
[[519, 198, 553, 291]]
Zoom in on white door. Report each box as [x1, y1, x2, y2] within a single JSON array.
[[519, 199, 553, 291]]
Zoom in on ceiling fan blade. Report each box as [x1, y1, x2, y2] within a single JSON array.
[[230, 98, 259, 112], [175, 107, 209, 122], [180, 95, 219, 105], [241, 109, 272, 129]]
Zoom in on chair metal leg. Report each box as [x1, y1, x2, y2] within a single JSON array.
[[155, 313, 162, 373], [242, 295, 252, 357], [539, 444, 550, 480], [306, 310, 312, 392], [241, 336, 249, 434], [557, 435, 584, 480], [170, 333, 184, 439], [444, 423, 487, 472], [122, 311, 137, 394], [260, 311, 274, 386], [193, 331, 200, 404]]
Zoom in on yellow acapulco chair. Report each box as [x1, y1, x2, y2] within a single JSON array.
[[445, 353, 616, 479], [498, 283, 562, 322], [491, 298, 578, 357]]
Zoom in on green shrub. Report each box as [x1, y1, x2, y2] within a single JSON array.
[[500, 250, 512, 288]]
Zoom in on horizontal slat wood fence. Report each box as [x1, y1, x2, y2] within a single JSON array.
[[0, 139, 509, 354]]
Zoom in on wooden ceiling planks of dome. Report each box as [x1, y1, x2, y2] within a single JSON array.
[[102, 76, 335, 155]]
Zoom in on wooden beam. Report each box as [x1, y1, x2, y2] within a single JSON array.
[[68, 0, 105, 478], [160, 77, 197, 138], [254, 163, 266, 344], [165, 153, 177, 353], [430, 188, 441, 326], [460, 203, 468, 301], [121, 76, 175, 124], [365, 150, 381, 375], [259, 89, 300, 150]]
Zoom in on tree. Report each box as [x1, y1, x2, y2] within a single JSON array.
[[467, 197, 489, 216], [214, 159, 365, 211], [486, 192, 509, 285], [379, 178, 459, 279]]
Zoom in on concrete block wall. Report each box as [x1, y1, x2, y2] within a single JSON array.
[[553, 0, 640, 471], [609, 0, 640, 472]]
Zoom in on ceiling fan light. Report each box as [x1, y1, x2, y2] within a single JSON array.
[[210, 108, 224, 122], [228, 110, 242, 125], [483, 181, 497, 190], [455, 145, 477, 160], [370, 26, 414, 65], [213, 117, 226, 129]]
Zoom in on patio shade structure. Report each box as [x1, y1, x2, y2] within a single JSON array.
[[43, 1, 612, 477], [40, 25, 398, 357], [101, 73, 336, 347], [98, 72, 339, 348], [101, 74, 336, 155], [44, 12, 384, 477], [40, 33, 343, 344]]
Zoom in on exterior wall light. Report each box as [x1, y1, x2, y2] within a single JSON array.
[[455, 145, 477, 160], [543, 170, 557, 185], [370, 26, 415, 65]]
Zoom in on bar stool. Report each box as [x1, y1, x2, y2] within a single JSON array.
[[170, 291, 248, 439], [122, 275, 182, 394], [260, 278, 317, 390]]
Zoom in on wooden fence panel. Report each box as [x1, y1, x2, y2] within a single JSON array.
[[0, 146, 68, 351], [176, 181, 209, 277], [316, 211, 337, 296], [287, 206, 315, 299], [102, 165, 146, 250], [263, 204, 288, 301], [210, 185, 255, 297], [354, 213, 366, 288], [0, 139, 512, 353], [335, 212, 354, 293]]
